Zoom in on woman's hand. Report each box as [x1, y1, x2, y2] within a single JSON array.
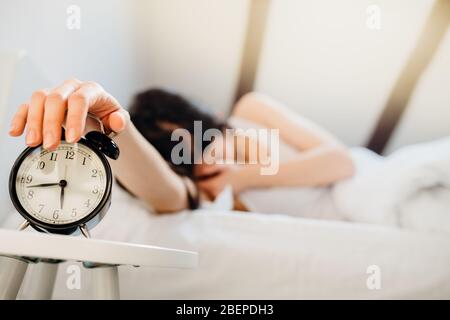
[[9, 78, 129, 150], [196, 164, 247, 199]]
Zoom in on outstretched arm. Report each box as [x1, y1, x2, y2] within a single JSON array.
[[9, 79, 189, 213], [111, 122, 189, 212], [231, 92, 355, 190]]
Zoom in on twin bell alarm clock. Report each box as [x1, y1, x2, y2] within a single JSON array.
[[9, 115, 119, 236]]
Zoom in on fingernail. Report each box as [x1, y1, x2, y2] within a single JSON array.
[[26, 130, 36, 145], [43, 132, 54, 149], [66, 128, 77, 143]]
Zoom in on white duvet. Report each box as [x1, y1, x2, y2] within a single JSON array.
[[333, 137, 450, 233], [239, 137, 450, 234]]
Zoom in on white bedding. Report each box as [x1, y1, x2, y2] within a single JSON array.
[[239, 138, 450, 234], [4, 183, 450, 299], [334, 137, 450, 233]]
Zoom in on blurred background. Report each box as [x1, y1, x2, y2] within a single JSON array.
[[1, 0, 449, 148], [0, 0, 449, 217]]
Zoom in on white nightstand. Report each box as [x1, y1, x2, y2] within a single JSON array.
[[0, 229, 198, 299]]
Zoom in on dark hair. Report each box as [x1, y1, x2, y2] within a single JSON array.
[[128, 88, 228, 189]]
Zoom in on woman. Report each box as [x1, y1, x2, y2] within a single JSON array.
[[8, 79, 355, 213]]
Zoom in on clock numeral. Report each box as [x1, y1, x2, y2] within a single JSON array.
[[21, 175, 33, 184], [71, 208, 77, 217], [84, 199, 91, 208], [65, 150, 75, 160], [92, 185, 99, 194], [53, 210, 59, 219], [38, 204, 45, 213], [91, 169, 98, 178], [37, 161, 45, 170], [82, 157, 87, 165], [27, 190, 34, 199], [50, 152, 58, 161]]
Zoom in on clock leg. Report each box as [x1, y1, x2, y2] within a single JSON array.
[[91, 265, 120, 300], [18, 220, 30, 231], [79, 224, 91, 238], [0, 256, 28, 300]]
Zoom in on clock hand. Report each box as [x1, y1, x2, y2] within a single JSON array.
[[58, 165, 69, 209], [59, 179, 67, 210], [26, 183, 59, 188], [60, 185, 64, 210]]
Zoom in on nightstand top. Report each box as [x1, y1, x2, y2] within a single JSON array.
[[0, 229, 198, 268]]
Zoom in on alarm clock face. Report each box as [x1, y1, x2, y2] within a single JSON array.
[[11, 140, 111, 228]]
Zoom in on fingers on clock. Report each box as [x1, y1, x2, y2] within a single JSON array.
[[25, 89, 48, 147], [43, 81, 81, 149], [66, 81, 104, 142], [108, 110, 128, 133], [9, 103, 29, 137]]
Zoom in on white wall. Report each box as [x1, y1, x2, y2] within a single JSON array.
[[133, 0, 250, 114], [0, 0, 448, 147], [0, 51, 52, 218], [0, 0, 141, 106], [256, 0, 450, 151], [0, 0, 250, 111]]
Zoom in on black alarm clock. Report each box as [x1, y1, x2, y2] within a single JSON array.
[[9, 115, 119, 236]]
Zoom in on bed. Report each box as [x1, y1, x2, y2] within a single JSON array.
[[1, 180, 449, 299], [1, 50, 449, 299]]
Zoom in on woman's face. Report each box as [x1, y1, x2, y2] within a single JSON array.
[[192, 135, 234, 199]]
